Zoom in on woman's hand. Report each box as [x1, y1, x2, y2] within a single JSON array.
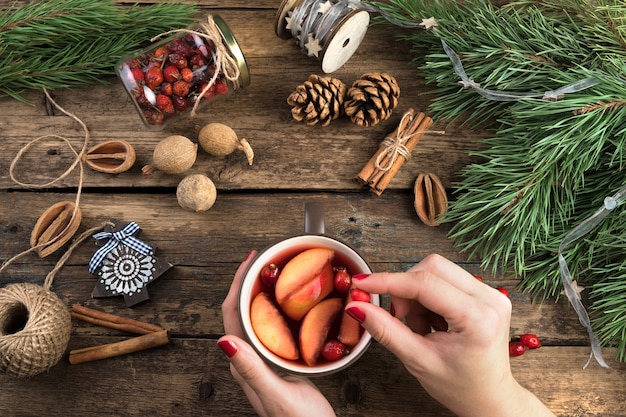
[[348, 254, 555, 417], [219, 250, 336, 417]]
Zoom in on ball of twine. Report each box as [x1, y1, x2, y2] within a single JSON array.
[[0, 283, 72, 377]]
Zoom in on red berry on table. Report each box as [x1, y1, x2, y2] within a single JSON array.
[[260, 263, 279, 287], [520, 333, 541, 349], [333, 267, 351, 293], [508, 341, 526, 357], [497, 286, 510, 298], [145, 67, 164, 90], [321, 340, 349, 362], [350, 288, 371, 303]]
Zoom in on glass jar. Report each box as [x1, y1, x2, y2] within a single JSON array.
[[116, 15, 250, 129]]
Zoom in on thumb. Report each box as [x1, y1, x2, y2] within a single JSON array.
[[347, 302, 436, 368], [217, 335, 285, 397]]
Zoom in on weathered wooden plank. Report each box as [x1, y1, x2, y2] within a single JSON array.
[[0, 339, 623, 417], [0, 12, 485, 191], [0, 191, 598, 344]]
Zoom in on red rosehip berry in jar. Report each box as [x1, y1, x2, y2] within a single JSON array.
[[130, 68, 144, 84], [143, 108, 164, 126], [473, 275, 483, 282], [126, 59, 142, 70], [156, 94, 174, 114], [189, 54, 208, 70], [172, 80, 190, 97], [163, 65, 180, 83], [215, 79, 229, 95], [154, 46, 170, 60], [350, 288, 371, 303], [333, 267, 351, 293], [200, 82, 216, 99], [520, 333, 541, 349], [169, 53, 188, 69], [260, 263, 279, 287], [508, 341, 526, 357], [145, 67, 164, 90], [321, 340, 349, 362], [160, 82, 173, 96], [180, 67, 194, 83], [133, 89, 151, 108], [497, 286, 510, 298], [169, 38, 192, 56], [172, 95, 189, 112], [197, 42, 210, 58]]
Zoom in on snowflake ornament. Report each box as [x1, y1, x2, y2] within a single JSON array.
[[89, 219, 172, 307]]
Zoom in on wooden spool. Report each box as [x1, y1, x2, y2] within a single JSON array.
[[275, 0, 370, 73]]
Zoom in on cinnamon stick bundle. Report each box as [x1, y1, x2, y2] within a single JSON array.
[[69, 330, 170, 364], [71, 304, 164, 335], [69, 304, 169, 364], [356, 109, 434, 196]]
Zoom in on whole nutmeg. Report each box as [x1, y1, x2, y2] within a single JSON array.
[[142, 135, 198, 175], [176, 174, 217, 212], [198, 123, 254, 165]]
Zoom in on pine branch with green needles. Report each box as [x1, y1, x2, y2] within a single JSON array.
[[368, 0, 626, 360], [0, 0, 198, 101]]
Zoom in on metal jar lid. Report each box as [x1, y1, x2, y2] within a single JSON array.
[[213, 15, 251, 88]]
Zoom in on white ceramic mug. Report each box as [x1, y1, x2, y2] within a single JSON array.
[[238, 202, 379, 376]]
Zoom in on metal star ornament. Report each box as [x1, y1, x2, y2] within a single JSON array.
[[89, 219, 173, 307]]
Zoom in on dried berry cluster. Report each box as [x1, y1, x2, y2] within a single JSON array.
[[120, 34, 231, 126]]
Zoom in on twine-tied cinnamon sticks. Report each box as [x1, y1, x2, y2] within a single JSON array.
[[69, 304, 169, 364], [356, 108, 435, 196]]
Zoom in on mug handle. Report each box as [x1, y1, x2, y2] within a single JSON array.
[[304, 202, 325, 235]]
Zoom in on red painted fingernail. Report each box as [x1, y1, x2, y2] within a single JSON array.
[[218, 340, 238, 358], [352, 273, 370, 281], [346, 306, 366, 323], [244, 250, 255, 261]]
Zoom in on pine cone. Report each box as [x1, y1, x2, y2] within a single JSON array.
[[344, 72, 400, 127], [287, 74, 346, 126]]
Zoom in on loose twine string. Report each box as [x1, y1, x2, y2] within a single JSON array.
[[374, 111, 445, 172], [1, 89, 109, 290], [0, 88, 112, 377], [151, 14, 241, 117]]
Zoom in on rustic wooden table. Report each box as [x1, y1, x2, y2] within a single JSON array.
[[0, 1, 625, 416]]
